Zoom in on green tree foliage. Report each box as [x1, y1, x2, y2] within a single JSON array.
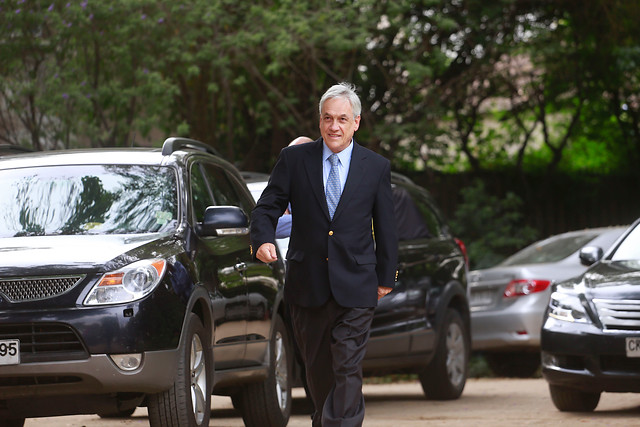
[[458, 0, 640, 176], [1, 0, 639, 178], [0, 0, 178, 148], [449, 179, 537, 269]]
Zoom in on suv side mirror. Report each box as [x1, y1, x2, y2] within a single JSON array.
[[199, 206, 249, 237], [579, 245, 603, 266]]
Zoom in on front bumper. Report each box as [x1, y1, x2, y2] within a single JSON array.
[[0, 348, 179, 399], [541, 317, 640, 393]]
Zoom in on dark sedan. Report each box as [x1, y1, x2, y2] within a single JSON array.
[[541, 218, 640, 412]]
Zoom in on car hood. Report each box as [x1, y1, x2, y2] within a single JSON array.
[[579, 260, 640, 299], [0, 233, 171, 275]]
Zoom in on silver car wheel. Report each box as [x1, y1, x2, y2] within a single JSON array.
[[446, 321, 466, 387], [274, 330, 289, 411], [190, 333, 207, 424]]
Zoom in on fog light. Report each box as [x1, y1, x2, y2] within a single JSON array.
[[110, 353, 143, 371], [541, 352, 557, 368]]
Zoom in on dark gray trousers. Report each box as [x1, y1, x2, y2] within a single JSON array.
[[289, 297, 375, 427]]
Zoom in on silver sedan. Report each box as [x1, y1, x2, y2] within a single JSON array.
[[469, 226, 627, 377]]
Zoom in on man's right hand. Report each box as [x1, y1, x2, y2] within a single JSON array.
[[256, 243, 278, 263]]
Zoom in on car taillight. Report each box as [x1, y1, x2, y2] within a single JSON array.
[[503, 279, 551, 298], [454, 238, 469, 267]]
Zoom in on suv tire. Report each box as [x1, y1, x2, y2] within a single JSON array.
[[233, 314, 292, 427], [549, 384, 600, 412], [419, 308, 468, 400], [148, 313, 212, 427]]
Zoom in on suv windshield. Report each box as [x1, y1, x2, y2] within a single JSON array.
[[611, 224, 640, 261], [0, 164, 177, 237]]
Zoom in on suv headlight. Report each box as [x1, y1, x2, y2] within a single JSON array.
[[548, 291, 590, 323], [84, 259, 166, 305]]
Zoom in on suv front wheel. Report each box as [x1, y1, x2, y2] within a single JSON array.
[[148, 313, 213, 427], [232, 314, 292, 427], [549, 384, 600, 412]]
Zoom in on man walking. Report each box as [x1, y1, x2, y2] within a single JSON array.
[[251, 82, 398, 426]]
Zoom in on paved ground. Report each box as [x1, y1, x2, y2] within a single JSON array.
[[26, 378, 640, 426]]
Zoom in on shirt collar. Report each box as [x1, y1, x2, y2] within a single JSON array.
[[322, 140, 354, 166]]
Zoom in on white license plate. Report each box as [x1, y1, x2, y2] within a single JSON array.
[[0, 339, 20, 365], [470, 290, 494, 307], [625, 337, 640, 358]]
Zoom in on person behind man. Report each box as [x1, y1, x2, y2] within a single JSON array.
[[251, 82, 398, 427], [275, 136, 314, 239]]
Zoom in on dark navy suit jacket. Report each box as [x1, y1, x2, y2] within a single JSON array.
[[251, 138, 398, 308]]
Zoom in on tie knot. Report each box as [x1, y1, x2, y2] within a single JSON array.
[[329, 153, 339, 166]]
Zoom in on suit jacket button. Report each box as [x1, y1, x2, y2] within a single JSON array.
[[328, 231, 334, 236]]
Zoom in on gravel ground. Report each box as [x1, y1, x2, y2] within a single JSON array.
[[26, 378, 640, 426]]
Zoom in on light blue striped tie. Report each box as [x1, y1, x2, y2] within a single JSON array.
[[326, 154, 341, 219]]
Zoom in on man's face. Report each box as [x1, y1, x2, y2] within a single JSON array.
[[319, 97, 360, 153]]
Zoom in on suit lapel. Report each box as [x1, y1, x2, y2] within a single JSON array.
[[303, 139, 330, 219], [332, 141, 366, 221]]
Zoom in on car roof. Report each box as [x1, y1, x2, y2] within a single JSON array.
[[0, 138, 227, 171], [0, 148, 167, 170]]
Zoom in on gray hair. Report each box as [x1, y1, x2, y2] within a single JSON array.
[[319, 82, 362, 119]]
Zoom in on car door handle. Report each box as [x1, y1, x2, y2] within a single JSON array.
[[234, 262, 247, 273]]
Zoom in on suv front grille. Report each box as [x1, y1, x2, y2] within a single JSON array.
[[593, 298, 640, 330], [0, 323, 88, 363], [0, 276, 84, 302]]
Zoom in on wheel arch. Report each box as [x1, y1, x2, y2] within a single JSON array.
[[182, 285, 215, 348], [430, 280, 471, 343]]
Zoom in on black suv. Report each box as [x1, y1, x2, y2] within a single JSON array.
[[0, 138, 293, 427], [244, 171, 471, 400], [541, 218, 640, 412]]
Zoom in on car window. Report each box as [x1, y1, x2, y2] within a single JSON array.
[[0, 164, 177, 237], [201, 163, 254, 215], [611, 224, 640, 260], [190, 164, 214, 223], [500, 233, 598, 266], [227, 174, 256, 215], [393, 185, 438, 241]]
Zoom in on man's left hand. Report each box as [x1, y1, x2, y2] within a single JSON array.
[[377, 286, 393, 300]]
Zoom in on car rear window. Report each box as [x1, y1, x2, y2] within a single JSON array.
[[500, 233, 598, 266], [0, 164, 177, 237]]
